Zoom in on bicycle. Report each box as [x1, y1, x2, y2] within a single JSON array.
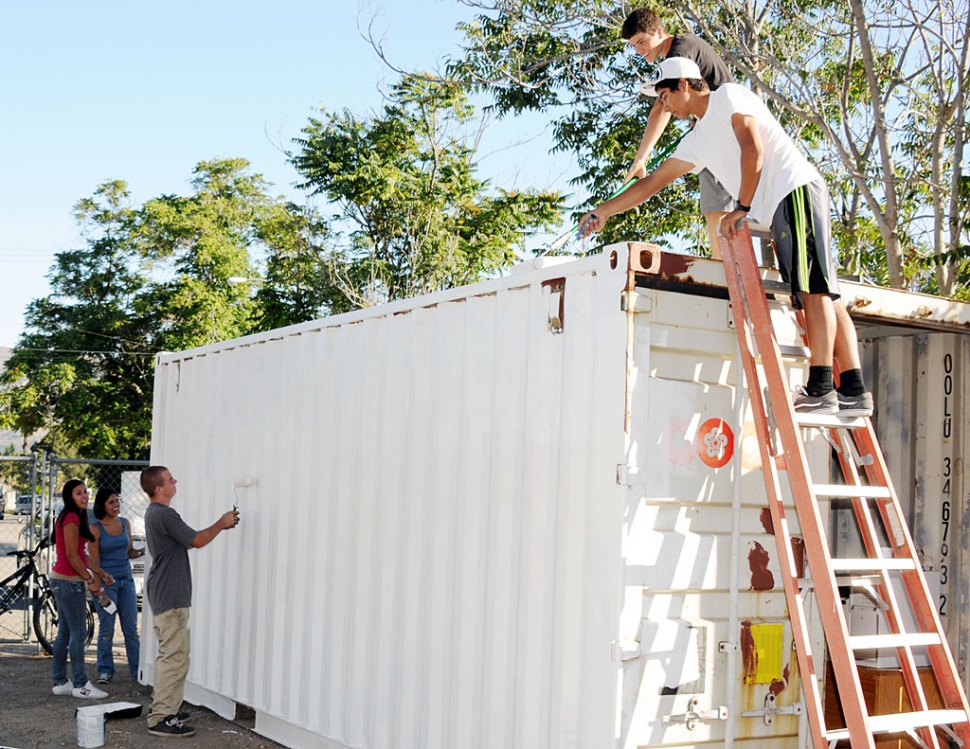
[[0, 534, 95, 654]]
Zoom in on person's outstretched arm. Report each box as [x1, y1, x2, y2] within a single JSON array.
[[623, 103, 673, 183], [581, 157, 695, 236], [191, 510, 240, 549]]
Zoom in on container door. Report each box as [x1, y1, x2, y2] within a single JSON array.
[[616, 288, 823, 749]]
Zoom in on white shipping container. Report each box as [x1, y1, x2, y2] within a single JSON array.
[[144, 243, 970, 749]]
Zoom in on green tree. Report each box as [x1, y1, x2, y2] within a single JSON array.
[[0, 181, 156, 457], [249, 202, 347, 331], [0, 159, 304, 457], [136, 159, 271, 350], [290, 74, 564, 305]]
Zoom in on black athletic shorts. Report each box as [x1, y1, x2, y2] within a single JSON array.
[[769, 179, 840, 309]]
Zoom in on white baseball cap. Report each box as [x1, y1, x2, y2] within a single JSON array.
[[640, 57, 704, 97]]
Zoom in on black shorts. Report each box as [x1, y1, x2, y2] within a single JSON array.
[[769, 180, 840, 309]]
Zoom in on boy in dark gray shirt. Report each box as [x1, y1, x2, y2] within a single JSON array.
[[142, 466, 239, 738]]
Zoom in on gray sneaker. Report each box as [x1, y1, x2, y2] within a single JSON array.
[[793, 386, 839, 415], [838, 390, 874, 417]]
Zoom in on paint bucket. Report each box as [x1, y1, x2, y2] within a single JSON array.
[[76, 706, 105, 748]]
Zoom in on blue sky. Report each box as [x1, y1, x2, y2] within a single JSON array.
[[0, 0, 577, 348]]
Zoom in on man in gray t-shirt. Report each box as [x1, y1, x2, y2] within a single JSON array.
[[141, 466, 239, 738]]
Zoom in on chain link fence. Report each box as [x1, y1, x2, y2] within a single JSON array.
[[1, 453, 149, 648]]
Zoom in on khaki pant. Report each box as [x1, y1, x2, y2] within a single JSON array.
[[148, 607, 190, 727]]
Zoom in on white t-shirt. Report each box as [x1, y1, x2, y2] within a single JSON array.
[[672, 83, 821, 224]]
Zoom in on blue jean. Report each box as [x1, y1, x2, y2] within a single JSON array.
[[96, 573, 140, 679], [51, 578, 90, 688]]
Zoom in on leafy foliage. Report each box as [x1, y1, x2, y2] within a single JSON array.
[[452, 0, 970, 281], [2, 77, 569, 456], [0, 182, 157, 457], [0, 161, 300, 457], [290, 74, 563, 302]]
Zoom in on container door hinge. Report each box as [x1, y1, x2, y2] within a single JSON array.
[[741, 693, 803, 726], [616, 464, 647, 486], [663, 699, 729, 730], [610, 640, 641, 662]]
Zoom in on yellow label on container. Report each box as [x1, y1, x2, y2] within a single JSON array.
[[748, 623, 785, 684]]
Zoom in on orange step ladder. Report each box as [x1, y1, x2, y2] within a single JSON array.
[[720, 223, 970, 748]]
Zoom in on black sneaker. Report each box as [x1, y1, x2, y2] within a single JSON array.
[[838, 390, 874, 417], [176, 711, 191, 722], [148, 715, 196, 737]]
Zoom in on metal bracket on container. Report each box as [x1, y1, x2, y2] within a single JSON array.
[[616, 464, 647, 486], [663, 699, 728, 730], [610, 640, 641, 662], [620, 290, 652, 313], [542, 278, 565, 334], [741, 693, 803, 726], [718, 641, 738, 653]]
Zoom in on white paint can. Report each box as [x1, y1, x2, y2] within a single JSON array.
[[76, 706, 105, 748]]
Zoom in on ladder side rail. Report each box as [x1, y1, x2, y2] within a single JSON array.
[[721, 245, 830, 749], [756, 234, 968, 745], [852, 426, 970, 731], [721, 226, 874, 747], [833, 430, 941, 749]]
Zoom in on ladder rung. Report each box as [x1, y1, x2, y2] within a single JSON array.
[[812, 484, 892, 499], [762, 279, 792, 295], [849, 632, 942, 649], [794, 412, 867, 429], [831, 558, 918, 571], [825, 709, 969, 741], [778, 344, 811, 359]]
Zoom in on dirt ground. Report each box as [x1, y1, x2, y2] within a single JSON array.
[[0, 641, 284, 749]]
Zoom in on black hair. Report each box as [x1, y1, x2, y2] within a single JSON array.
[[55, 479, 95, 542], [93, 487, 119, 521], [655, 77, 709, 94]]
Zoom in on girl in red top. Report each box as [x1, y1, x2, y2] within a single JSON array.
[[50, 479, 110, 699]]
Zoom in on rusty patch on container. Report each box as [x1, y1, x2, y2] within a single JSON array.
[[740, 622, 756, 681], [769, 678, 786, 697], [658, 252, 696, 279], [748, 541, 774, 590], [759, 507, 774, 534]]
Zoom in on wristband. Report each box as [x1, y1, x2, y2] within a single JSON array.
[[734, 200, 751, 213]]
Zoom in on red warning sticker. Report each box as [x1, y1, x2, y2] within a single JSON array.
[[696, 418, 734, 468]]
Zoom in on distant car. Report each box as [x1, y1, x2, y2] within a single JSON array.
[[15, 495, 36, 515]]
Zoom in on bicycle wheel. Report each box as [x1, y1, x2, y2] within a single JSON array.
[[33, 590, 95, 655]]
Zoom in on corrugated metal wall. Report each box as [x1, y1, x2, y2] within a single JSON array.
[[146, 252, 633, 749]]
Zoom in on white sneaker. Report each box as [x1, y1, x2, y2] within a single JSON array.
[[52, 681, 73, 696], [73, 681, 108, 699]]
